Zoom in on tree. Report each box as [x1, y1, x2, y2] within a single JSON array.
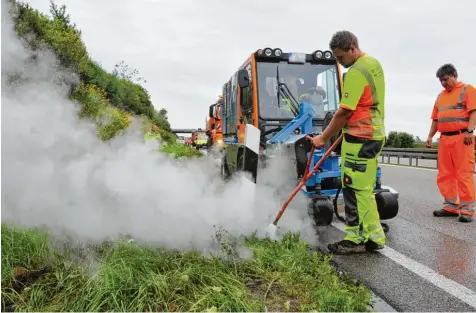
[[386, 131, 416, 148], [392, 132, 415, 148], [49, 0, 77, 31], [386, 131, 398, 147], [159, 108, 168, 120], [112, 60, 147, 84]]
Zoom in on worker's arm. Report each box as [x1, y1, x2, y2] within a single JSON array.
[[321, 107, 353, 141], [321, 69, 366, 142], [426, 96, 440, 147], [464, 86, 476, 145], [466, 86, 476, 130], [427, 120, 438, 138], [468, 110, 476, 130]]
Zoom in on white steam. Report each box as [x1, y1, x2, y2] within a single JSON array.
[[1, 2, 315, 252]]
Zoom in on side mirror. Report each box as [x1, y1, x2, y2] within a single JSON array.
[[237, 69, 249, 88], [209, 104, 215, 118]]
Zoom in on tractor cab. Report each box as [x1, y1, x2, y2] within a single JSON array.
[[235, 48, 342, 147]]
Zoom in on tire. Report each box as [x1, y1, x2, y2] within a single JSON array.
[[375, 190, 399, 220], [220, 155, 230, 180], [308, 198, 334, 226]]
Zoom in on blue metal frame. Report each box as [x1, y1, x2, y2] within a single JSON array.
[[266, 102, 343, 199], [268, 102, 314, 144]]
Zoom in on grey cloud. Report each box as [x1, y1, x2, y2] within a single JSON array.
[[27, 0, 475, 138]]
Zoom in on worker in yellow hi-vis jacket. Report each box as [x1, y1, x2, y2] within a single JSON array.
[[312, 30, 387, 255]]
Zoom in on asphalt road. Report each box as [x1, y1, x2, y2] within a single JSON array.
[[313, 164, 476, 312], [208, 150, 476, 311]]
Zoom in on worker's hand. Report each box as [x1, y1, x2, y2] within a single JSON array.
[[311, 135, 326, 148], [425, 136, 433, 148], [463, 132, 474, 146]]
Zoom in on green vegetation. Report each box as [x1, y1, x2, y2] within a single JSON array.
[[385, 132, 446, 149], [7, 0, 199, 157], [1, 224, 373, 312], [386, 131, 416, 148], [3, 1, 375, 311], [159, 142, 203, 159]]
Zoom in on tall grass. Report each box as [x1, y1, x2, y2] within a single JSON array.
[[1, 224, 373, 312]]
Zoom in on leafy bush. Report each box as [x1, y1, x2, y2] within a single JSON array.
[[69, 83, 132, 140], [71, 83, 109, 119], [386, 131, 415, 148], [96, 107, 132, 141]]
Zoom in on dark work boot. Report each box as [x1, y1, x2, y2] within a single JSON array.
[[328, 240, 366, 255], [433, 209, 459, 217], [365, 240, 385, 252], [459, 215, 473, 223]]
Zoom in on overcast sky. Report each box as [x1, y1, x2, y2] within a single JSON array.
[[25, 0, 475, 139]]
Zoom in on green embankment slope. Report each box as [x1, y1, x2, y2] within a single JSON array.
[[2, 1, 373, 311]]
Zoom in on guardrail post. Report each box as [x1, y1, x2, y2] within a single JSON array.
[[387, 155, 390, 163], [416, 158, 419, 167], [409, 157, 412, 166], [397, 156, 400, 164]]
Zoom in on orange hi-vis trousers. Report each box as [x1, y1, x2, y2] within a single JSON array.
[[437, 132, 475, 216]]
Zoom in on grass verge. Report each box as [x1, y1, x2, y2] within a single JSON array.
[[1, 224, 373, 312], [159, 142, 204, 159]]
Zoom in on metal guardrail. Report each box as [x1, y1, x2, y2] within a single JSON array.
[[380, 147, 438, 167], [379, 147, 476, 172]]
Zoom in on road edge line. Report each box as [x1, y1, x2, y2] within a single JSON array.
[[332, 221, 476, 309]]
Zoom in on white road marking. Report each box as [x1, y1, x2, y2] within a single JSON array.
[[332, 221, 476, 309], [379, 163, 438, 172], [379, 163, 476, 176]]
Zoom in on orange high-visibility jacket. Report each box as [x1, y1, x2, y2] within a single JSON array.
[[431, 82, 476, 132]]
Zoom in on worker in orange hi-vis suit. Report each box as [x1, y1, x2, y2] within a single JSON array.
[[426, 63, 476, 223]]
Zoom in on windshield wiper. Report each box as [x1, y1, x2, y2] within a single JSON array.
[[275, 65, 299, 117]]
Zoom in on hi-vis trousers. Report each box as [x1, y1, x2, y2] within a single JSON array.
[[438, 132, 475, 216], [341, 134, 386, 246]]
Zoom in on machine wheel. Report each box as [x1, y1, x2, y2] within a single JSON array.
[[220, 155, 230, 180], [375, 190, 399, 220], [308, 198, 334, 226]]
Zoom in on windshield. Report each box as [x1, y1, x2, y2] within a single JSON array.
[[256, 61, 340, 120]]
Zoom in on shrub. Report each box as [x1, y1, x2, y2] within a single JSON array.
[[71, 83, 109, 119], [386, 131, 415, 148], [96, 107, 132, 141]]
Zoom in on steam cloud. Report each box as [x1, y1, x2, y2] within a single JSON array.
[[1, 1, 314, 253]]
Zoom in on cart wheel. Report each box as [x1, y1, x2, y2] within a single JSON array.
[[308, 198, 334, 226], [376, 190, 399, 220]]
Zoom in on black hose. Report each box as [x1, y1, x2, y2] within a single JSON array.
[[333, 187, 346, 223]]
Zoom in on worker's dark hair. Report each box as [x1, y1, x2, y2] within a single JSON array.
[[436, 63, 457, 78], [329, 30, 359, 51]]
